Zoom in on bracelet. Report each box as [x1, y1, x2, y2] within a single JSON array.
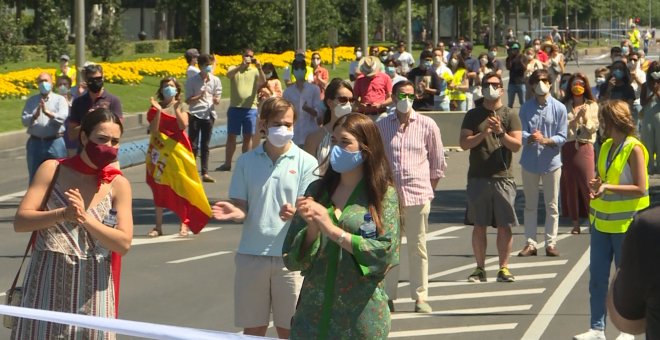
[[336, 232, 347, 246]]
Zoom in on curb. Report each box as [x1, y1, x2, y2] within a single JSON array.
[[118, 125, 241, 168]]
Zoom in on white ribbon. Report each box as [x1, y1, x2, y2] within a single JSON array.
[[0, 305, 269, 340]]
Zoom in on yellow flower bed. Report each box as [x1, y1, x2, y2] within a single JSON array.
[[0, 46, 358, 99]]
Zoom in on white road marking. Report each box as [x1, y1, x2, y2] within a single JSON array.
[[0, 190, 26, 203], [427, 273, 557, 288], [167, 251, 233, 264], [521, 246, 591, 339], [394, 288, 545, 303], [132, 227, 221, 246], [484, 259, 568, 270], [389, 323, 517, 337], [391, 304, 532, 320], [397, 230, 577, 289], [401, 226, 464, 244]]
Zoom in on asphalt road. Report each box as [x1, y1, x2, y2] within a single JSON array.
[[0, 59, 657, 339]]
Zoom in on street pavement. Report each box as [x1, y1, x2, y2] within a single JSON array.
[[0, 59, 658, 339]]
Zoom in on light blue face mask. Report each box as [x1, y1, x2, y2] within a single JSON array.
[[38, 81, 52, 95], [612, 69, 624, 80], [293, 69, 306, 80], [161, 86, 177, 99], [204, 65, 213, 74], [329, 145, 364, 173]]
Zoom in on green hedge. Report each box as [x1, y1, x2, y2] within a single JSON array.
[[16, 40, 172, 61]]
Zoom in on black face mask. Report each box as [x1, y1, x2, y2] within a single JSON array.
[[87, 78, 104, 93]]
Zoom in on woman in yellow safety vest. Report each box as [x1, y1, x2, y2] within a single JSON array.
[[573, 99, 649, 340], [446, 51, 469, 111]]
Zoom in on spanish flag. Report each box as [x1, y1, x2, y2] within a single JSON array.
[[145, 106, 212, 233]]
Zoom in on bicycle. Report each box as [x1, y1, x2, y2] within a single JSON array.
[[561, 39, 580, 67]]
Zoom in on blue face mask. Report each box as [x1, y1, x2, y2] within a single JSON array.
[[38, 81, 52, 95], [386, 66, 396, 76], [329, 145, 364, 173], [423, 61, 433, 69], [161, 86, 177, 99], [293, 69, 306, 80], [204, 65, 213, 74], [612, 69, 624, 80]]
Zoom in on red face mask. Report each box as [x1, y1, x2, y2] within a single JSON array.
[[84, 140, 118, 169]]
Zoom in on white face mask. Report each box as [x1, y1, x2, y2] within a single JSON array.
[[334, 102, 352, 118], [450, 59, 458, 67], [595, 77, 606, 86], [266, 126, 293, 148], [534, 81, 550, 96], [396, 98, 413, 113], [356, 51, 363, 59], [482, 85, 502, 101]]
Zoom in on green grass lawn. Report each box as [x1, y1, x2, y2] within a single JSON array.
[[0, 59, 353, 133]]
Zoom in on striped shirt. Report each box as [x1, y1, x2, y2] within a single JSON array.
[[377, 110, 446, 207]]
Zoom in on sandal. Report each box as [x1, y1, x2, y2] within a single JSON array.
[[147, 228, 163, 237], [571, 226, 581, 235], [178, 227, 190, 237]]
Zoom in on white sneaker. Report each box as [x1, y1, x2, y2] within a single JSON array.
[[615, 332, 635, 340], [573, 329, 606, 340]]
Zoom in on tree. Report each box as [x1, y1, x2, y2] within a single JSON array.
[[0, 2, 23, 64], [87, 0, 124, 61], [37, 0, 69, 62]]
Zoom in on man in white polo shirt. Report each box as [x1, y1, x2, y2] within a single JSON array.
[[212, 97, 318, 338]]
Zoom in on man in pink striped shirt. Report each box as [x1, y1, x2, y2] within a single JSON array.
[[378, 80, 446, 313]]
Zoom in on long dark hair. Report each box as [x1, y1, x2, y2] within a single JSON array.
[[262, 62, 278, 80], [322, 78, 353, 125], [320, 114, 394, 232]]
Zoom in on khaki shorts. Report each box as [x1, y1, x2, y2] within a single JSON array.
[[234, 253, 302, 329], [465, 177, 519, 228]]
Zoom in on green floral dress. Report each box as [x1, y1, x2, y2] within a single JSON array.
[[282, 180, 401, 340]]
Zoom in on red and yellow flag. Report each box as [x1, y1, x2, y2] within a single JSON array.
[[145, 107, 211, 233]]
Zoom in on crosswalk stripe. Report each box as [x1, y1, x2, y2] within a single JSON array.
[[388, 323, 517, 337], [427, 273, 557, 288], [484, 260, 568, 270], [391, 304, 533, 320], [402, 226, 464, 244], [394, 288, 545, 303], [397, 231, 577, 289]]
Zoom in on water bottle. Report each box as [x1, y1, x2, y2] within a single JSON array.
[[103, 208, 117, 228], [359, 213, 377, 239]]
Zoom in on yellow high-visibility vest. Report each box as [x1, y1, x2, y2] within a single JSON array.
[[448, 68, 466, 101], [590, 136, 649, 233]]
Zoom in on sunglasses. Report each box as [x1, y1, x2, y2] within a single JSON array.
[[312, 57, 321, 60], [537, 78, 551, 84], [483, 82, 503, 88], [335, 96, 353, 104], [87, 76, 103, 82], [398, 93, 415, 100]]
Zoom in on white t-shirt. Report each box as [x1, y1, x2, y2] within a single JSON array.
[[186, 65, 200, 79], [283, 83, 322, 145], [393, 51, 415, 75]]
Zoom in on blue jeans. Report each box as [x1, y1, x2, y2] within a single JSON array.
[[589, 227, 625, 331], [508, 83, 526, 108], [26, 136, 67, 183]]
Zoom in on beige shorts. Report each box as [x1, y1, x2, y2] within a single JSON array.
[[234, 253, 302, 329]]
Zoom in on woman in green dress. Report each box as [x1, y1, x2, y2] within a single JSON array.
[[282, 113, 400, 340]]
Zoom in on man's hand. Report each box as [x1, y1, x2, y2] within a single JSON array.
[[529, 129, 544, 143], [487, 115, 504, 135], [279, 203, 296, 221], [303, 102, 317, 117], [212, 201, 246, 222]]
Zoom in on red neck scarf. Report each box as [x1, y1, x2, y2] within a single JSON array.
[[59, 155, 123, 188]]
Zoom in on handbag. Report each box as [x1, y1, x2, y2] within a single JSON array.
[[4, 164, 60, 329]]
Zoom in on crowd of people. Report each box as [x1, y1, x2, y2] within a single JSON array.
[[9, 29, 660, 338]]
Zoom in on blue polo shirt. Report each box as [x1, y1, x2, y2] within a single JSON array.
[[519, 95, 568, 174], [229, 142, 318, 256]]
